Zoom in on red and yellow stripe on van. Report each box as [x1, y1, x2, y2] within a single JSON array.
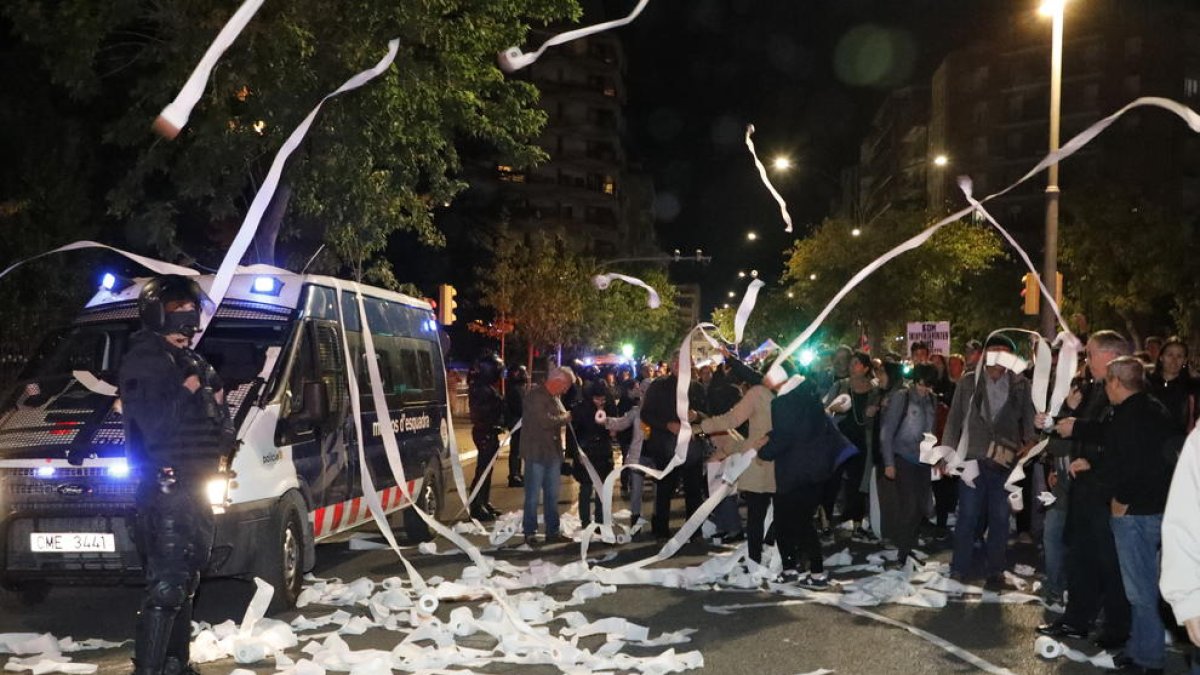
[[310, 479, 419, 539]]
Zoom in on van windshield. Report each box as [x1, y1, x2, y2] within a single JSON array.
[[15, 319, 291, 390]]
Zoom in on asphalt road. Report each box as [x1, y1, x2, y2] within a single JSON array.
[[1, 429, 1193, 674]]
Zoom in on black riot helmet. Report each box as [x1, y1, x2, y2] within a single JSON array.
[[470, 353, 506, 387], [138, 274, 214, 338]]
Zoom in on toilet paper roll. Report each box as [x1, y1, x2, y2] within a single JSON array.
[[1035, 636, 1064, 659], [496, 47, 531, 73], [1008, 490, 1024, 511], [232, 639, 269, 664], [595, 409, 607, 425], [616, 533, 631, 545], [416, 594, 438, 615]]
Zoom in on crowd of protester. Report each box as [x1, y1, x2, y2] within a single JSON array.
[[467, 330, 1200, 674]]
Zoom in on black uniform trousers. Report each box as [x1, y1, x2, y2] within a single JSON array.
[[134, 477, 214, 672], [470, 428, 500, 509], [651, 457, 704, 538]]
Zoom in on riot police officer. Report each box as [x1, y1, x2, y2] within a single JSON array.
[[117, 275, 233, 675], [468, 353, 505, 521]]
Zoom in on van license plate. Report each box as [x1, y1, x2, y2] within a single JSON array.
[[30, 533, 115, 553]]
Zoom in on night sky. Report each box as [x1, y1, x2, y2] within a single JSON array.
[[618, 0, 1010, 311]]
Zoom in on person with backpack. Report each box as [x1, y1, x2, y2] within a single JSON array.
[[878, 364, 939, 568]]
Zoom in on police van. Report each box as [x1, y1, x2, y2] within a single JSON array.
[[0, 268, 454, 609]]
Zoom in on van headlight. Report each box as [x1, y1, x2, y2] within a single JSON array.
[[206, 477, 230, 507]]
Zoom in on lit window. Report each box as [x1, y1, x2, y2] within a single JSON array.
[[496, 165, 526, 183], [603, 177, 616, 195], [1186, 77, 1200, 98]]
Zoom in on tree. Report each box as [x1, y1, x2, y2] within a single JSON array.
[[3, 0, 579, 281], [580, 266, 682, 361], [477, 228, 587, 373], [710, 289, 809, 351], [782, 209, 1005, 352], [1060, 184, 1197, 344]]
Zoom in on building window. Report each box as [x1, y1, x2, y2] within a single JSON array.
[[971, 66, 990, 91], [585, 140, 616, 161], [496, 165, 526, 183], [1186, 77, 1200, 98], [1125, 36, 1143, 58], [588, 107, 617, 128], [1124, 75, 1141, 96], [972, 102, 988, 125], [584, 206, 617, 227], [972, 136, 988, 158], [603, 176, 616, 195], [1008, 94, 1023, 120]]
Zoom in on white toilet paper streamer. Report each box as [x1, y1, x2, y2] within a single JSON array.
[[733, 279, 766, 345], [744, 125, 794, 233], [765, 95, 1200, 393], [497, 0, 650, 73], [592, 272, 662, 309], [197, 40, 400, 340], [154, 0, 265, 136]]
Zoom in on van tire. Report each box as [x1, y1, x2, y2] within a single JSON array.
[[256, 500, 305, 613], [403, 461, 441, 543], [0, 581, 49, 609]]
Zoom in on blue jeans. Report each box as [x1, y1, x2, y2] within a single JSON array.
[[1042, 506, 1069, 600], [1110, 513, 1165, 669], [952, 461, 1010, 578], [523, 457, 562, 537]]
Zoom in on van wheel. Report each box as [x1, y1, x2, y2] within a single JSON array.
[[256, 501, 305, 613], [0, 581, 49, 609], [403, 462, 441, 543]]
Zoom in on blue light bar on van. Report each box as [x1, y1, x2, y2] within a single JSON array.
[[37, 465, 55, 478], [252, 276, 283, 296], [108, 459, 130, 478]]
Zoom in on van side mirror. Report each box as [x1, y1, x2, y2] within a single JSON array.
[[302, 381, 330, 422]]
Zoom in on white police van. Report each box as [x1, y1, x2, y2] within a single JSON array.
[[0, 268, 452, 608]]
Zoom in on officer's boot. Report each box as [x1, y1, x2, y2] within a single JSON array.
[[132, 606, 176, 675], [162, 595, 195, 675]]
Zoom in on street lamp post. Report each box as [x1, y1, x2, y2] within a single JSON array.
[[1040, 0, 1066, 338]]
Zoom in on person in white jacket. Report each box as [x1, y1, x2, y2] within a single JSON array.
[[1161, 427, 1200, 674]]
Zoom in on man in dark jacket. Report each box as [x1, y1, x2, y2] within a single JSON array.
[[118, 275, 232, 675], [569, 381, 618, 525], [942, 334, 1038, 588], [1056, 356, 1173, 673], [1038, 330, 1132, 649], [758, 374, 838, 588], [504, 367, 528, 487], [468, 354, 505, 521], [640, 356, 707, 539]]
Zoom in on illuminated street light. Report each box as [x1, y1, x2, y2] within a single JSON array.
[[1038, 0, 1067, 17], [728, 291, 736, 298], [772, 156, 793, 171], [621, 343, 635, 359], [750, 269, 759, 278], [737, 271, 746, 278], [787, 291, 795, 298], [933, 154, 949, 168], [723, 303, 730, 309], [809, 273, 817, 281], [851, 228, 862, 237], [747, 232, 758, 241]]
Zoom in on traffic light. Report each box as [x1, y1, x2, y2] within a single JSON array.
[[1021, 272, 1064, 316], [1022, 273, 1039, 315], [436, 284, 458, 325]]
